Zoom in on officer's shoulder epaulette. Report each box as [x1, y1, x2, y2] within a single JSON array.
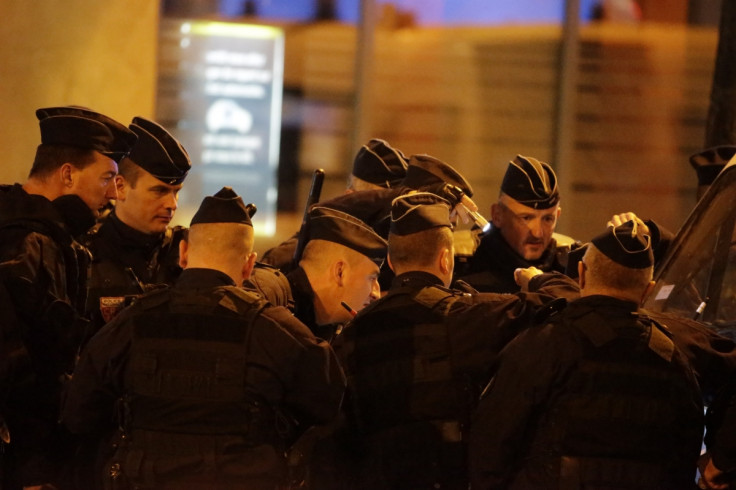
[[223, 286, 270, 309], [213, 287, 271, 326]]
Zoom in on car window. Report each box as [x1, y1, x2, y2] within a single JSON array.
[[645, 164, 736, 338]]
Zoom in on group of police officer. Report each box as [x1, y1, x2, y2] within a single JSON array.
[[2, 105, 736, 490]]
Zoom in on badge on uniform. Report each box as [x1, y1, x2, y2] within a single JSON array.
[[99, 296, 128, 323]]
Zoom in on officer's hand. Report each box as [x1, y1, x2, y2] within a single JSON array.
[[607, 212, 650, 235], [514, 267, 543, 291]]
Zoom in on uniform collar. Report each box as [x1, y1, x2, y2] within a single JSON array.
[[391, 270, 445, 290], [106, 210, 164, 250], [176, 268, 236, 288]]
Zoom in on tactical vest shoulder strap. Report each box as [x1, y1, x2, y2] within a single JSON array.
[[220, 287, 271, 327], [636, 314, 676, 362], [562, 310, 618, 348], [412, 285, 468, 315]]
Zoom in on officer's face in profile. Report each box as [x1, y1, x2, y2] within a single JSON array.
[[114, 167, 183, 234], [492, 195, 560, 261], [338, 255, 381, 322], [66, 152, 118, 217]]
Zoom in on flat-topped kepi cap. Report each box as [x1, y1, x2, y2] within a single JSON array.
[[36, 106, 137, 162], [308, 206, 388, 266], [352, 138, 409, 188], [390, 192, 452, 236], [689, 145, 735, 187], [501, 155, 559, 209], [591, 219, 653, 269], [190, 186, 252, 226], [402, 154, 473, 197], [126, 117, 191, 185]]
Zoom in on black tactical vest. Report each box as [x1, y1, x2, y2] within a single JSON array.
[[85, 226, 186, 328], [110, 286, 291, 488], [345, 285, 476, 489], [525, 312, 703, 490]]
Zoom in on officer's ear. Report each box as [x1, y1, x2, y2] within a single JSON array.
[[59, 163, 74, 190], [241, 252, 257, 281], [179, 239, 189, 269], [439, 247, 452, 275], [333, 260, 347, 287], [386, 253, 395, 273], [114, 175, 129, 201], [578, 260, 586, 289]]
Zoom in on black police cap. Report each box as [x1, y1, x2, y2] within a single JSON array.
[[390, 192, 452, 236], [308, 206, 387, 266], [402, 154, 474, 197], [689, 145, 735, 187], [36, 106, 137, 163], [352, 138, 409, 188], [127, 117, 191, 185], [190, 186, 252, 227], [591, 220, 653, 269], [501, 155, 559, 209]]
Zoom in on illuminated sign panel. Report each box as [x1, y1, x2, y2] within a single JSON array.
[[157, 19, 284, 235]]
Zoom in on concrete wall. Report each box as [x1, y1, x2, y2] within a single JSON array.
[[0, 1, 159, 184]]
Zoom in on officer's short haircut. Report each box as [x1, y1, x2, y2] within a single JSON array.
[[388, 226, 453, 269], [301, 239, 376, 270], [117, 158, 145, 187], [584, 244, 652, 293], [188, 222, 254, 260], [29, 144, 98, 179]]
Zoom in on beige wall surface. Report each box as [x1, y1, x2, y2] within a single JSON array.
[[0, 1, 159, 184]]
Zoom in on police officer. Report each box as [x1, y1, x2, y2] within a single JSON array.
[[469, 220, 704, 490], [318, 152, 479, 242], [345, 138, 409, 192], [459, 154, 582, 292], [330, 192, 579, 490], [84, 116, 191, 330], [61, 187, 345, 490], [284, 206, 387, 340], [0, 106, 136, 489], [260, 138, 407, 271]]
